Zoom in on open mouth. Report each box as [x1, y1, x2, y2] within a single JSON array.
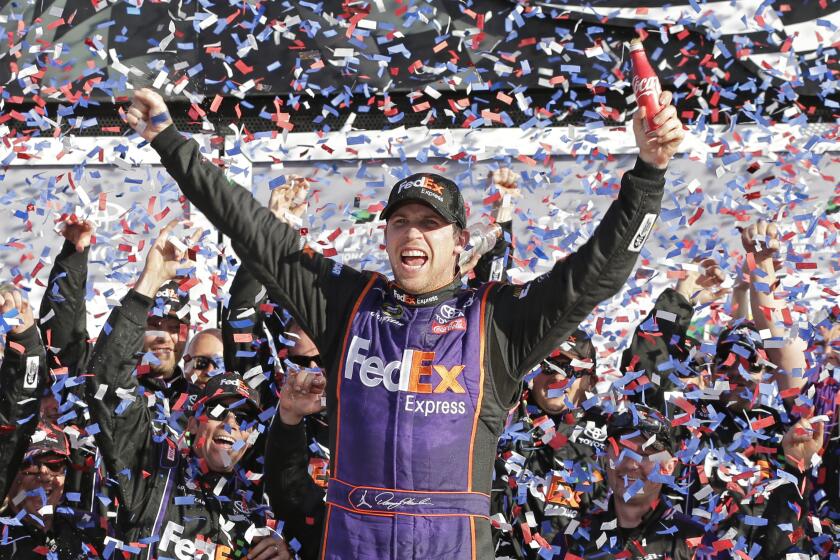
[[400, 249, 428, 269], [212, 434, 236, 449]]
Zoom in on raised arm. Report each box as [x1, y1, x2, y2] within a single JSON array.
[[489, 91, 684, 393], [0, 288, 46, 500], [740, 220, 807, 392], [222, 178, 310, 374], [126, 90, 367, 355], [38, 220, 95, 375], [621, 261, 728, 409], [85, 220, 200, 513], [264, 369, 327, 560], [466, 167, 517, 285]]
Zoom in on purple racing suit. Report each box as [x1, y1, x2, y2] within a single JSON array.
[[149, 125, 667, 559], [323, 279, 496, 559]]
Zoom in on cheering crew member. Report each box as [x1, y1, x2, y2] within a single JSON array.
[[492, 331, 609, 558], [0, 424, 104, 558], [620, 261, 729, 412], [84, 220, 289, 560], [0, 288, 102, 557], [39, 219, 196, 433], [0, 287, 45, 509], [127, 87, 684, 559], [565, 406, 707, 560], [266, 334, 329, 560]]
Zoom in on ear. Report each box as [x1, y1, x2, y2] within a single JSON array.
[[454, 228, 469, 255], [661, 456, 678, 476]]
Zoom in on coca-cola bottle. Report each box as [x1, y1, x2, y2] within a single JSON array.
[[459, 222, 502, 269], [629, 39, 662, 131]]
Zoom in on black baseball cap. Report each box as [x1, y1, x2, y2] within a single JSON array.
[[608, 405, 675, 452], [714, 321, 766, 372], [382, 173, 467, 229], [193, 371, 261, 417], [24, 423, 70, 462], [151, 280, 191, 324]]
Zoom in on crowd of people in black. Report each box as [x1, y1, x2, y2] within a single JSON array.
[[0, 88, 836, 560]]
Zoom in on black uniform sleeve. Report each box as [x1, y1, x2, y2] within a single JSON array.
[[620, 287, 695, 411], [84, 290, 158, 514], [38, 240, 91, 374], [264, 418, 325, 560], [151, 126, 369, 363], [487, 159, 666, 402], [0, 325, 46, 499], [222, 265, 269, 375], [751, 476, 811, 559]]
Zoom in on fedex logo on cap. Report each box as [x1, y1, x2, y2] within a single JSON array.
[[396, 176, 445, 201]]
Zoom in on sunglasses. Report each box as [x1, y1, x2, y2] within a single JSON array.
[[286, 354, 323, 369], [188, 355, 224, 371], [20, 459, 68, 479], [610, 407, 672, 445], [540, 356, 593, 379], [206, 404, 258, 426]]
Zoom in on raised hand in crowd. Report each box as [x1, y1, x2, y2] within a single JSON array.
[[632, 90, 685, 169], [278, 368, 326, 427], [269, 176, 311, 228], [741, 219, 807, 391], [60, 218, 95, 253], [487, 167, 520, 224], [782, 415, 825, 473], [125, 88, 173, 143], [674, 259, 729, 306], [1, 285, 35, 335], [134, 219, 202, 297]]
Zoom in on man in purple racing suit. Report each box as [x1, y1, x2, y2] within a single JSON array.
[[126, 88, 685, 560]]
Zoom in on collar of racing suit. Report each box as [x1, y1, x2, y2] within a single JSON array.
[[387, 277, 463, 307], [606, 492, 670, 546]]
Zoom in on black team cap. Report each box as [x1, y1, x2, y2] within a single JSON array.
[[152, 279, 191, 324], [608, 405, 675, 453], [382, 173, 467, 229], [194, 371, 261, 416]]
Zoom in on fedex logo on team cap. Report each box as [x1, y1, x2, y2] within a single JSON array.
[[396, 177, 445, 201], [345, 336, 464, 394]]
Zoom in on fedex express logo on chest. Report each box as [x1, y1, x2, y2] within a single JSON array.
[[344, 336, 468, 416]]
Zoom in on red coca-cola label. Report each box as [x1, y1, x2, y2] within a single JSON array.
[[632, 75, 661, 101]]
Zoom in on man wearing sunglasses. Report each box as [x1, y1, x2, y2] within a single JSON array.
[[493, 330, 610, 559], [1, 423, 104, 558], [84, 220, 290, 560], [129, 87, 683, 559], [265, 321, 330, 560], [565, 405, 706, 560], [0, 288, 102, 557], [183, 328, 225, 389]]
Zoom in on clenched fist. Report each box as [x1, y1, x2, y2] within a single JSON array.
[[125, 88, 173, 143]]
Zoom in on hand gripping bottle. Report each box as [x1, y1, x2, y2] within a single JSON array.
[[458, 222, 503, 269], [629, 39, 663, 131]]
